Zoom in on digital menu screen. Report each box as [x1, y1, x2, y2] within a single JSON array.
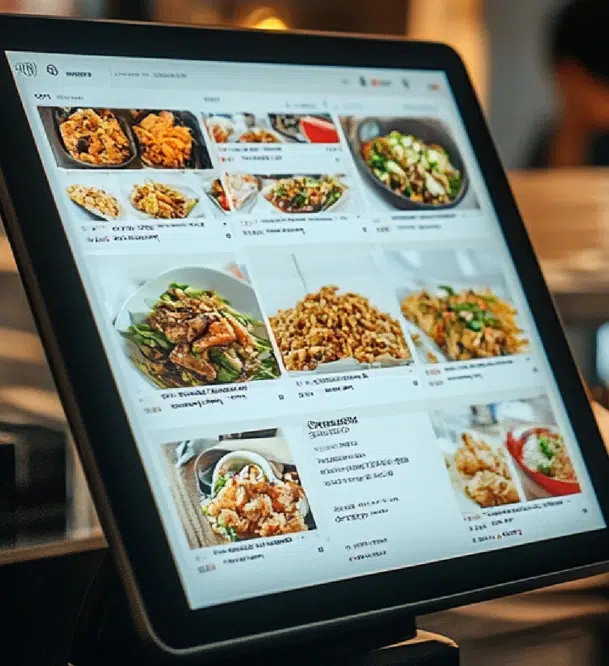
[[8, 51, 605, 610]]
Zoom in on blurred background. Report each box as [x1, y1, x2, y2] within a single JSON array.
[[4, 2, 609, 665]]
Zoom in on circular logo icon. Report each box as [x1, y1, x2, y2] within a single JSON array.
[[46, 64, 59, 76], [15, 62, 37, 78]]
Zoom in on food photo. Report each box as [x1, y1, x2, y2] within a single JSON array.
[[385, 248, 529, 363], [92, 253, 281, 390], [248, 246, 414, 374], [506, 426, 580, 497], [204, 172, 354, 216], [201, 171, 260, 215], [120, 173, 204, 220], [161, 428, 316, 548], [203, 112, 340, 144], [340, 115, 478, 211], [434, 405, 526, 513], [39, 106, 213, 169], [62, 173, 124, 221], [433, 396, 580, 513], [61, 171, 209, 222]]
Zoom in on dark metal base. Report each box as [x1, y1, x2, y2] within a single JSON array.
[[68, 554, 459, 666]]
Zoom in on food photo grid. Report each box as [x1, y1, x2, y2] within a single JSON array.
[[339, 115, 479, 212], [247, 246, 415, 375], [432, 396, 581, 514], [92, 253, 282, 390], [161, 428, 316, 548], [38, 106, 228, 223], [383, 248, 529, 364], [203, 112, 341, 145]]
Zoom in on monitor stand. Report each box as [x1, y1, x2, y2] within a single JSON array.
[[68, 553, 460, 666]]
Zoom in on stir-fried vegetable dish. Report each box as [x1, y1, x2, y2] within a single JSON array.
[[361, 131, 462, 205], [264, 175, 345, 213], [401, 286, 527, 361], [123, 282, 280, 388]]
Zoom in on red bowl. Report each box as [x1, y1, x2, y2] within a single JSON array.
[[506, 427, 580, 496]]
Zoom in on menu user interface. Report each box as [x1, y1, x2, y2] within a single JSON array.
[[7, 51, 606, 610]]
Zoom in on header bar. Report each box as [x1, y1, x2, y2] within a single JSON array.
[[7, 50, 448, 100]]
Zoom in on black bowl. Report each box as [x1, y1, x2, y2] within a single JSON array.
[[52, 107, 137, 169], [351, 116, 469, 210]]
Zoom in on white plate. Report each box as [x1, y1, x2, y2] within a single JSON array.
[[401, 319, 447, 364], [124, 182, 204, 220], [287, 355, 411, 377], [68, 198, 124, 222]]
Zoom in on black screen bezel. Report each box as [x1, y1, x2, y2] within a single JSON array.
[[1, 15, 609, 656]]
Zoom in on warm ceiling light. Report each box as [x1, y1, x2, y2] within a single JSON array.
[[245, 7, 289, 31], [254, 16, 288, 31]]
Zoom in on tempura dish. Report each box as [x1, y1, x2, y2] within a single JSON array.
[[401, 286, 528, 362], [57, 108, 133, 167], [269, 285, 411, 372], [129, 181, 198, 219], [132, 111, 194, 168], [66, 184, 121, 219], [121, 278, 280, 389], [201, 461, 308, 542], [262, 175, 346, 213], [453, 433, 520, 508], [506, 427, 580, 496], [361, 131, 462, 205]]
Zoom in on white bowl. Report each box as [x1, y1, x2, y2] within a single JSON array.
[[211, 450, 277, 493], [210, 449, 310, 517], [114, 266, 266, 388]]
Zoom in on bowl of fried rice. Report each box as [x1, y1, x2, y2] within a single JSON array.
[[506, 426, 580, 496]]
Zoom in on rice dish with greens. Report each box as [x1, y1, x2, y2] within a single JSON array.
[[522, 430, 576, 482]]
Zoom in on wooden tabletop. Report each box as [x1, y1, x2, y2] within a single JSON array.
[[511, 169, 609, 320]]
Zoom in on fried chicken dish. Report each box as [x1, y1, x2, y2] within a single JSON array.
[[454, 433, 519, 508], [133, 111, 194, 168], [59, 108, 131, 166], [201, 464, 307, 542]]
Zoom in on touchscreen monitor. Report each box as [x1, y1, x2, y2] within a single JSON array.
[[6, 49, 606, 613]]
